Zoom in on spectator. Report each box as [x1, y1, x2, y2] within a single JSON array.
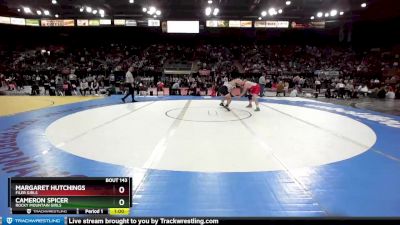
[[259, 74, 266, 97], [157, 81, 165, 92], [359, 84, 369, 97], [90, 80, 100, 95], [80, 79, 89, 96], [56, 77, 64, 96], [377, 87, 387, 98], [0, 42, 398, 100], [171, 81, 180, 95], [386, 87, 395, 99], [336, 80, 345, 98], [315, 79, 321, 93], [276, 81, 285, 97], [345, 82, 355, 98], [290, 87, 298, 97], [31, 82, 40, 96]]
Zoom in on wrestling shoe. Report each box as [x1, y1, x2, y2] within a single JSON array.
[[224, 105, 231, 111], [255, 107, 260, 112]]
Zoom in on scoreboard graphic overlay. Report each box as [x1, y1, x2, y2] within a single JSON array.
[[9, 177, 131, 215]]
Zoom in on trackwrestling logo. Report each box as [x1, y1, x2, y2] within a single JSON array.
[[4, 217, 63, 225]]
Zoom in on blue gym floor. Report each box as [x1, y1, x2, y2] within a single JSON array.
[[0, 95, 399, 217]]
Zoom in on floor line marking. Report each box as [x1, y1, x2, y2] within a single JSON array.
[[54, 101, 156, 148], [230, 108, 329, 215], [370, 150, 400, 163], [260, 102, 400, 163], [131, 100, 192, 200]]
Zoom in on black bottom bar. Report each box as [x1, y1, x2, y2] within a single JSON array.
[[66, 217, 400, 225]]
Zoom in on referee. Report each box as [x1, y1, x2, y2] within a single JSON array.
[[121, 67, 137, 103]]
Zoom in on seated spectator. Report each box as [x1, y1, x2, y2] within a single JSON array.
[[56, 78, 64, 96], [64, 81, 72, 96], [109, 73, 115, 86], [336, 81, 345, 98], [395, 87, 400, 99], [31, 82, 40, 96], [345, 82, 355, 98], [80, 79, 89, 96], [290, 88, 298, 97], [315, 79, 321, 93], [0, 42, 398, 101], [90, 80, 100, 95], [157, 81, 164, 92], [189, 82, 197, 96], [49, 79, 56, 96], [0, 74, 4, 88], [171, 81, 180, 95], [377, 87, 387, 98], [136, 82, 145, 96], [386, 87, 395, 99], [325, 87, 332, 98], [359, 85, 369, 96], [43, 80, 50, 95], [284, 81, 289, 94], [276, 81, 285, 97]]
